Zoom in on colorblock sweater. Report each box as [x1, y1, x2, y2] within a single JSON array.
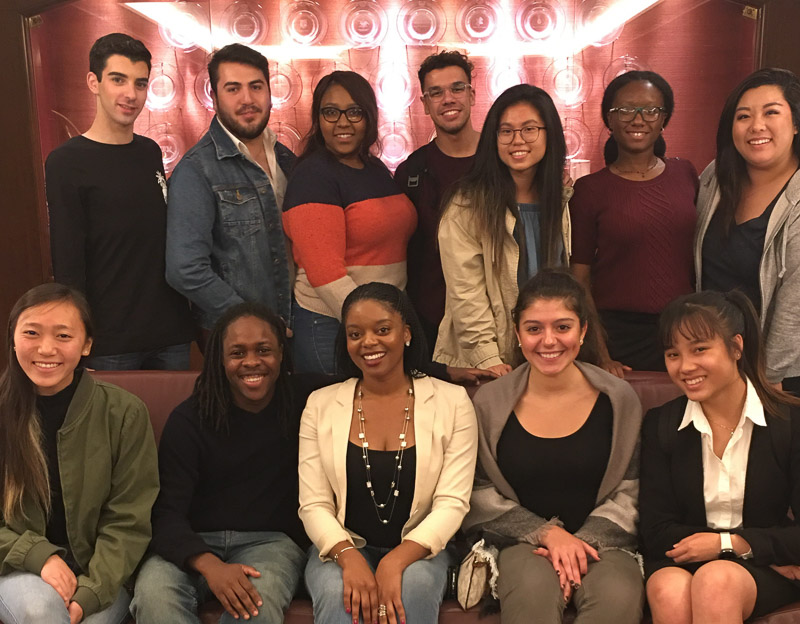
[[463, 361, 642, 553], [283, 151, 417, 319]]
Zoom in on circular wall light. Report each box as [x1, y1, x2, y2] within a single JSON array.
[[341, 0, 388, 49], [281, 0, 327, 45], [397, 0, 446, 46]]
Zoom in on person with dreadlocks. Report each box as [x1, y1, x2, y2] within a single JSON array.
[[131, 302, 322, 623]]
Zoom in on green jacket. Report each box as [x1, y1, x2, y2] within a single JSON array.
[[0, 372, 159, 617]]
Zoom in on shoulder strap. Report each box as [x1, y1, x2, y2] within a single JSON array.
[[399, 146, 429, 206]]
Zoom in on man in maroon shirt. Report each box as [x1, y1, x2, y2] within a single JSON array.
[[395, 51, 481, 350]]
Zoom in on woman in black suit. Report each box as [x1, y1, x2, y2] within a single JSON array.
[[640, 290, 800, 623]]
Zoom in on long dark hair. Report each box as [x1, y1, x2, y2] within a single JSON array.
[[512, 268, 603, 366], [0, 283, 93, 522], [715, 68, 800, 234], [659, 290, 800, 416], [335, 282, 428, 379], [195, 302, 295, 435], [443, 83, 566, 273], [299, 70, 381, 166], [601, 70, 674, 165]]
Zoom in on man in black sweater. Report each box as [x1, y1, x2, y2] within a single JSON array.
[[45, 33, 193, 369]]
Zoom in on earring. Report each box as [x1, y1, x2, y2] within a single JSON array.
[[580, 338, 584, 345], [518, 342, 522, 348], [735, 352, 741, 360], [405, 340, 411, 347]]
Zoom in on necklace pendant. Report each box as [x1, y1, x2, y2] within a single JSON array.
[[382, 519, 389, 524], [378, 503, 385, 508]]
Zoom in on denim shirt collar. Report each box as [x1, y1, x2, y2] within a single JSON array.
[[209, 116, 246, 160]]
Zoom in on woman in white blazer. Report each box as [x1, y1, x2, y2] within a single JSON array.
[[299, 282, 478, 624]]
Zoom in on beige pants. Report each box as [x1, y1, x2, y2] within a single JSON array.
[[497, 544, 644, 624]]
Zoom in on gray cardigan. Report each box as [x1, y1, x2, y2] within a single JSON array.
[[695, 161, 800, 383], [462, 361, 642, 553]]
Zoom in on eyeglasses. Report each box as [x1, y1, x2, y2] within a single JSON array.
[[422, 81, 472, 101], [608, 106, 666, 122], [497, 126, 545, 144], [320, 106, 365, 123]]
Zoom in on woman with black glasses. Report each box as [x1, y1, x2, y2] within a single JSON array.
[[283, 71, 417, 375], [435, 83, 571, 375], [569, 71, 698, 377]]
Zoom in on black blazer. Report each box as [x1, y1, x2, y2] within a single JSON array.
[[639, 395, 800, 576]]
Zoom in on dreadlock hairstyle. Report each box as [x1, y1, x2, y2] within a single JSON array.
[[659, 290, 800, 416], [335, 282, 429, 379], [0, 283, 93, 522], [512, 268, 604, 367], [194, 302, 295, 436]]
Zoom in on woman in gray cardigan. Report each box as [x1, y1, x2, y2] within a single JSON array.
[[463, 269, 643, 624]]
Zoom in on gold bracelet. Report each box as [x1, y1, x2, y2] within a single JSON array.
[[333, 545, 355, 564]]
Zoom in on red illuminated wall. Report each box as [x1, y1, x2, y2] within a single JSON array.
[[30, 0, 756, 177]]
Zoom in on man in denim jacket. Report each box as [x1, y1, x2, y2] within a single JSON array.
[[166, 44, 295, 333]]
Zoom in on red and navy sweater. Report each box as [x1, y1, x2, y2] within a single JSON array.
[[283, 151, 417, 319]]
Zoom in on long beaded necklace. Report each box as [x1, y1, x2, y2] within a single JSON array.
[[356, 380, 414, 525]]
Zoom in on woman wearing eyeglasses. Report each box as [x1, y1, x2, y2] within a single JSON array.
[[569, 71, 698, 377], [283, 71, 417, 375], [434, 84, 571, 375]]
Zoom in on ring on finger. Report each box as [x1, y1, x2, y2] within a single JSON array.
[[378, 604, 387, 617]]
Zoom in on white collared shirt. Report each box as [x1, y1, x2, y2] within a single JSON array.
[[218, 121, 288, 210], [678, 378, 767, 530]]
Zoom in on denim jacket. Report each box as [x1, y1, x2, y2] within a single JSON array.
[[166, 116, 295, 329]]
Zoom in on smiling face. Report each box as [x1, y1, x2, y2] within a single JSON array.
[[212, 61, 272, 141], [664, 329, 744, 405], [607, 80, 666, 157], [14, 301, 92, 396], [87, 54, 149, 130], [421, 65, 475, 136], [222, 315, 283, 413], [496, 102, 547, 178], [345, 299, 410, 380], [516, 297, 586, 377], [732, 84, 799, 172], [319, 83, 367, 168]]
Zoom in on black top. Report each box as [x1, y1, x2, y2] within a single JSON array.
[[702, 187, 785, 314], [149, 374, 327, 569], [45, 135, 194, 356], [497, 393, 613, 533], [397, 142, 475, 329], [344, 442, 416, 549], [37, 369, 83, 547]]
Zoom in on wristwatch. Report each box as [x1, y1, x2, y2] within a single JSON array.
[[719, 531, 736, 560]]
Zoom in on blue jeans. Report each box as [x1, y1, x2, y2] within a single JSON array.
[[292, 303, 340, 375], [130, 531, 305, 624], [305, 545, 451, 624], [0, 571, 130, 624], [86, 342, 191, 371]]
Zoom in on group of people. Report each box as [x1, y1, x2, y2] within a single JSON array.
[[0, 29, 798, 624]]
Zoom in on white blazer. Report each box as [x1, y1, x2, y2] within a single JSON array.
[[298, 375, 478, 560]]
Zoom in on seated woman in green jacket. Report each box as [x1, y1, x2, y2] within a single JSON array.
[[0, 283, 159, 624]]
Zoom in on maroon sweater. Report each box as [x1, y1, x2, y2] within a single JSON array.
[[570, 158, 699, 314]]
